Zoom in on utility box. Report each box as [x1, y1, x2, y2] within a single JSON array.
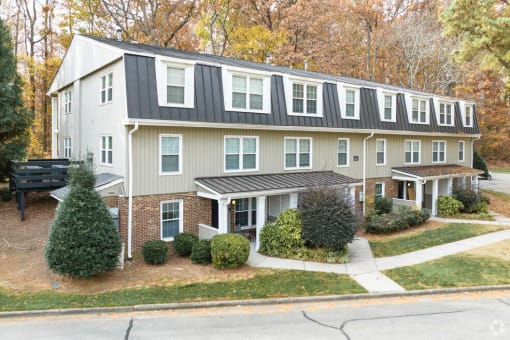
[[109, 207, 119, 231]]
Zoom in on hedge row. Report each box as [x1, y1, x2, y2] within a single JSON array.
[[365, 208, 430, 234]]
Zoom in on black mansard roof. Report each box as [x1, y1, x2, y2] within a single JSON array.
[[86, 35, 480, 135]]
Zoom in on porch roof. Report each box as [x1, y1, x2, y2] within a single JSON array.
[[50, 173, 124, 202], [392, 164, 483, 181], [195, 171, 361, 197]]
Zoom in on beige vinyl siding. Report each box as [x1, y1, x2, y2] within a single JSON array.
[[131, 127, 364, 195]]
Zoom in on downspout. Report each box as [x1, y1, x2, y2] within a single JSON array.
[[127, 122, 139, 259], [362, 131, 375, 216]]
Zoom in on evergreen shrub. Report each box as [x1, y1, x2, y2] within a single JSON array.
[[211, 234, 250, 269], [173, 232, 198, 257], [142, 240, 169, 265]]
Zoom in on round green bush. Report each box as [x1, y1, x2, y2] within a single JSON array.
[[211, 234, 250, 269], [142, 240, 169, 265], [173, 232, 198, 257], [191, 239, 212, 264], [259, 209, 304, 256], [374, 196, 393, 215], [453, 189, 479, 212], [437, 195, 463, 217], [0, 188, 11, 201]]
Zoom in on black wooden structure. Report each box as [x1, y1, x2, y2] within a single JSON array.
[[9, 159, 72, 220]]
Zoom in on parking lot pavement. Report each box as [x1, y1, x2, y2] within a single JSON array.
[[479, 172, 510, 194]]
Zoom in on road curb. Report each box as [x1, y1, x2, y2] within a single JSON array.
[[1, 285, 510, 319]]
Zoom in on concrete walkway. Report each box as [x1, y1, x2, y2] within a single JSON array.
[[248, 218, 510, 294]]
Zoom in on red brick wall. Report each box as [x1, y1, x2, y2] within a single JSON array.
[[355, 177, 399, 212]]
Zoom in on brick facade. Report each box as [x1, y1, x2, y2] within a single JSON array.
[[355, 177, 399, 212]]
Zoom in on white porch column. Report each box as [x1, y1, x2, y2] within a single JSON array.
[[218, 199, 229, 234], [289, 193, 298, 209], [447, 177, 453, 195], [415, 180, 423, 210], [403, 181, 407, 200], [256, 196, 267, 251], [472, 175, 479, 193], [350, 187, 356, 207], [432, 179, 439, 216]]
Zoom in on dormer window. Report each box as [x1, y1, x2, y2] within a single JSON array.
[[155, 57, 194, 108], [345, 90, 355, 117], [223, 68, 271, 113], [411, 97, 428, 124], [439, 102, 453, 126], [291, 82, 318, 115], [465, 105, 473, 127], [338, 84, 360, 119], [377, 89, 396, 122]]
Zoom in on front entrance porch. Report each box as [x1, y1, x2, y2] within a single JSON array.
[[195, 171, 361, 250], [392, 164, 483, 216]]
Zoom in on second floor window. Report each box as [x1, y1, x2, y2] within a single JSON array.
[[458, 141, 465, 162], [432, 141, 446, 163], [411, 98, 427, 123], [465, 105, 473, 127], [337, 138, 349, 166], [376, 139, 386, 165], [225, 136, 257, 171], [63, 137, 72, 159], [285, 137, 311, 169], [63, 90, 72, 114], [404, 140, 420, 164], [292, 83, 317, 114], [167, 67, 185, 104], [160, 135, 182, 174], [232, 75, 263, 111], [383, 95, 392, 120], [100, 136, 113, 165], [100, 73, 113, 104], [439, 103, 453, 125], [345, 89, 356, 117]]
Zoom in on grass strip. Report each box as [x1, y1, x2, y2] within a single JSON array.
[[385, 255, 510, 290], [489, 167, 510, 174], [0, 269, 365, 312], [483, 189, 510, 202], [369, 223, 506, 257]]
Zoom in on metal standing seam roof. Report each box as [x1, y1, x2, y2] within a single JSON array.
[[195, 171, 361, 195], [50, 173, 123, 201], [392, 165, 483, 179]]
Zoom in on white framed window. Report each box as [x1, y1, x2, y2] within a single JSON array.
[[410, 97, 429, 124], [160, 134, 182, 175], [284, 137, 312, 170], [338, 84, 360, 119], [100, 72, 113, 104], [160, 200, 183, 241], [375, 182, 384, 198], [465, 104, 473, 127], [284, 76, 323, 117], [404, 140, 421, 164], [224, 136, 258, 172], [432, 140, 446, 163], [438, 102, 454, 126], [337, 138, 349, 167], [377, 89, 396, 122], [234, 197, 257, 229], [223, 68, 271, 113], [156, 57, 194, 108], [458, 141, 465, 162], [100, 135, 113, 165], [63, 90, 72, 114], [376, 139, 386, 165], [63, 137, 72, 159]]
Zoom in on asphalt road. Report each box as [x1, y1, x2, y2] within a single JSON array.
[[479, 172, 510, 194], [1, 292, 510, 340]]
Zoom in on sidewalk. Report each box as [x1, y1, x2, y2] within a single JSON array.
[[248, 220, 510, 294]]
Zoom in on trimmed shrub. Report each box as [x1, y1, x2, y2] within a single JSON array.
[[259, 209, 304, 256], [0, 188, 11, 201], [300, 187, 358, 250], [453, 189, 479, 212], [191, 239, 212, 265], [211, 233, 250, 269], [437, 195, 463, 217], [374, 196, 393, 215], [365, 208, 430, 234], [417, 209, 431, 224], [45, 165, 122, 278], [142, 240, 169, 265], [472, 201, 489, 214], [173, 232, 198, 257]]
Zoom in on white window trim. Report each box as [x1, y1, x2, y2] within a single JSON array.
[[460, 102, 474, 127], [284, 137, 313, 170], [458, 140, 465, 162], [160, 199, 184, 241], [159, 134, 183, 176], [234, 197, 257, 230], [405, 94, 430, 125], [284, 75, 323, 117], [337, 138, 350, 167], [377, 89, 396, 122], [223, 68, 271, 114], [338, 83, 360, 120], [434, 98, 455, 127], [63, 137, 72, 159], [155, 56, 195, 108], [99, 135, 113, 166], [63, 90, 72, 114], [432, 140, 447, 164], [404, 139, 421, 165], [375, 182, 385, 198], [224, 135, 259, 173], [376, 138, 386, 166], [99, 72, 113, 105]]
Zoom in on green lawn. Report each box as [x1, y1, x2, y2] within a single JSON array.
[[385, 255, 510, 290], [490, 167, 510, 174], [0, 269, 365, 312], [369, 223, 506, 257], [483, 189, 510, 202]]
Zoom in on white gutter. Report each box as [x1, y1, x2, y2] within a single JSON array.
[[362, 131, 375, 216], [127, 122, 139, 259]]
